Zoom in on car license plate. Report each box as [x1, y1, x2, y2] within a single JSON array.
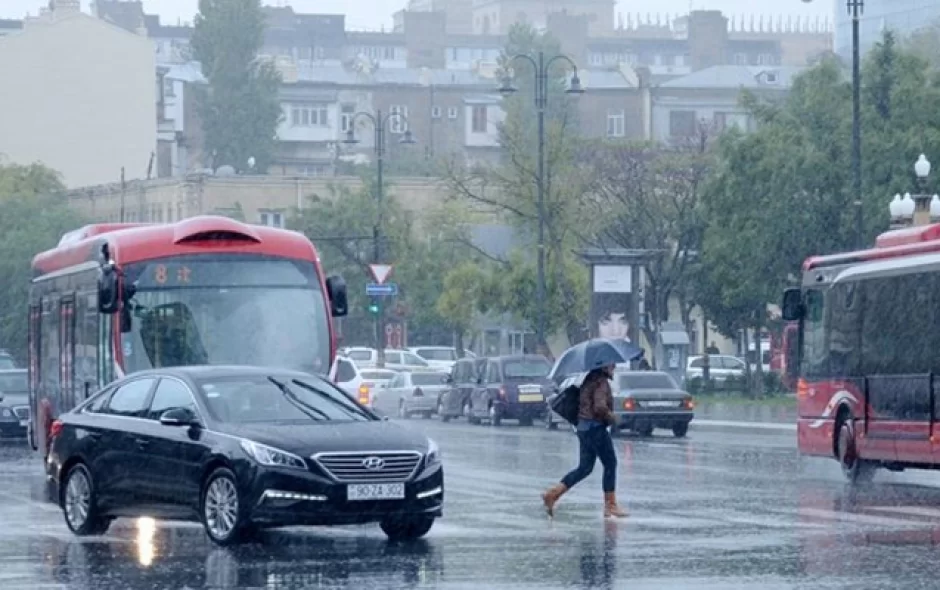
[[347, 483, 405, 501], [519, 394, 544, 403], [644, 401, 680, 408]]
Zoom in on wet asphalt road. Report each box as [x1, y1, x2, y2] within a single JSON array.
[[3, 420, 940, 589]]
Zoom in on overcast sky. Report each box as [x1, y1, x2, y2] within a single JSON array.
[[3, 1, 831, 30]]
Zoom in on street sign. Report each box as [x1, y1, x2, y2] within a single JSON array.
[[366, 283, 398, 296], [369, 264, 393, 285]]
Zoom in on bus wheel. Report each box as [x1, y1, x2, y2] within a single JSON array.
[[838, 420, 875, 484]]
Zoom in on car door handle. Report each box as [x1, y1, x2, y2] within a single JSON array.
[[135, 438, 150, 448]]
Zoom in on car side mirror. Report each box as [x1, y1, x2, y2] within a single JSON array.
[[159, 407, 198, 427], [781, 288, 803, 321], [97, 262, 120, 314], [326, 275, 348, 317]]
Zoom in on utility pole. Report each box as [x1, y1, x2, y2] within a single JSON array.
[[850, 0, 864, 249], [119, 167, 126, 223]]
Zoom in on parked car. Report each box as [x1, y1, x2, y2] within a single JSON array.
[[612, 371, 694, 438], [331, 355, 372, 407], [467, 355, 553, 426], [408, 347, 458, 371], [343, 348, 431, 371], [376, 371, 449, 419], [360, 369, 398, 391], [0, 351, 16, 370], [437, 357, 487, 422], [47, 366, 443, 545], [0, 369, 28, 440], [686, 355, 746, 383]]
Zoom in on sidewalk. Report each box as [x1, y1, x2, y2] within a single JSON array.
[[691, 399, 798, 432]]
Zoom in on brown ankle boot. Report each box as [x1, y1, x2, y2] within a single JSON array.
[[541, 483, 568, 518], [603, 492, 628, 518]]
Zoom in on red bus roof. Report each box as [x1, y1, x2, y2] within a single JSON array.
[[32, 216, 320, 278], [803, 223, 940, 271]]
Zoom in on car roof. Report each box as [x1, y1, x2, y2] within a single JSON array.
[[123, 365, 318, 381]]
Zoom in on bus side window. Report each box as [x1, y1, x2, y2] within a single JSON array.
[[828, 283, 861, 378], [40, 298, 60, 411], [76, 292, 99, 396], [801, 289, 827, 378]]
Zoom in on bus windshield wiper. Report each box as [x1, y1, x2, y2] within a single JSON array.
[[267, 377, 329, 421]]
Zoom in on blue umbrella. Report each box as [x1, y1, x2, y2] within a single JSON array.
[[549, 338, 644, 381]]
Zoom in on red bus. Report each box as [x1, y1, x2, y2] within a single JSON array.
[[27, 216, 348, 456], [782, 223, 940, 482]]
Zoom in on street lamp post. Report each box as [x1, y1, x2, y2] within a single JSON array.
[[498, 52, 583, 353], [888, 154, 936, 229], [850, 0, 864, 249], [343, 110, 416, 368]]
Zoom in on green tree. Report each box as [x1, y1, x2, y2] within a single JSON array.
[[191, 0, 281, 172], [436, 261, 496, 354], [0, 163, 86, 360], [585, 135, 712, 347], [443, 24, 590, 352]]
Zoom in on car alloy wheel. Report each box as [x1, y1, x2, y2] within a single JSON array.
[[62, 463, 110, 536], [203, 469, 242, 545]]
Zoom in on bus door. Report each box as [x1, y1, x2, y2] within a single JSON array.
[[59, 297, 76, 413], [861, 375, 932, 463], [883, 374, 933, 464], [27, 304, 40, 450]]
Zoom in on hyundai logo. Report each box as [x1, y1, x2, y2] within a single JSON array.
[[362, 456, 385, 471]]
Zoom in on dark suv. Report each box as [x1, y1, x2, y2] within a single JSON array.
[[437, 357, 486, 421], [467, 355, 552, 426]]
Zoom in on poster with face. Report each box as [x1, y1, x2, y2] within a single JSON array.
[[591, 265, 636, 343]]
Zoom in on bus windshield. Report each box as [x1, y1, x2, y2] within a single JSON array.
[[120, 255, 331, 376]]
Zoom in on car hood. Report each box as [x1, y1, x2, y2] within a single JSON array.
[[616, 389, 688, 400], [214, 419, 432, 456]]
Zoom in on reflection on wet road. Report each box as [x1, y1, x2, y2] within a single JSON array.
[[3, 422, 940, 588]]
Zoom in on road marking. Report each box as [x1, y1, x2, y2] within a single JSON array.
[[866, 505, 940, 519]]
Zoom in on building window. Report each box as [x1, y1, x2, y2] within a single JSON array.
[[758, 53, 776, 66], [590, 53, 603, 66], [471, 105, 487, 133], [389, 105, 408, 133], [383, 46, 396, 60], [290, 104, 329, 127], [669, 110, 697, 138], [733, 53, 748, 65], [259, 211, 284, 228], [606, 109, 625, 138], [163, 78, 175, 98], [674, 54, 686, 67], [431, 106, 442, 119], [447, 107, 458, 119], [340, 104, 355, 133]]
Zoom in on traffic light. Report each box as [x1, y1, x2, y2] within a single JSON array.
[[368, 298, 380, 315]]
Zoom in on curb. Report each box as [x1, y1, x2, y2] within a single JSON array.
[[691, 419, 796, 432]]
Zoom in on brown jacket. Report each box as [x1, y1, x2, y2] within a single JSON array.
[[577, 371, 615, 425]]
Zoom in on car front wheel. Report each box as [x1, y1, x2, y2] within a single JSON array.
[[202, 467, 247, 546], [62, 463, 111, 536], [380, 515, 435, 540]]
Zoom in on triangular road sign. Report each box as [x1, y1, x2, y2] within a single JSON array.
[[369, 264, 393, 284]]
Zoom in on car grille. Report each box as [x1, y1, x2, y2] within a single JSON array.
[[11, 406, 28, 420], [312, 451, 423, 483]]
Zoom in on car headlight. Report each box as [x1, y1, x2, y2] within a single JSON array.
[[239, 439, 306, 470], [426, 438, 441, 467]]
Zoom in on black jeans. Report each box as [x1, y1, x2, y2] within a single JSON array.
[[561, 424, 617, 493]]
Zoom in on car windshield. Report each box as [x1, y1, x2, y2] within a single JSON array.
[[347, 350, 373, 362], [503, 359, 551, 379], [618, 373, 678, 390], [120, 255, 331, 376], [0, 371, 27, 393], [198, 375, 373, 424], [411, 373, 446, 386], [361, 371, 395, 381], [417, 349, 456, 361]]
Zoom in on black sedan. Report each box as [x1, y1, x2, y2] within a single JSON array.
[[611, 370, 694, 438], [47, 366, 444, 546]]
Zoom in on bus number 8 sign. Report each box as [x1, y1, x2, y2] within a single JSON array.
[[153, 264, 192, 285]]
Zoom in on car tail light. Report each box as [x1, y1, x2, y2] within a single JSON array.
[[358, 384, 370, 405], [414, 387, 424, 397], [623, 399, 635, 411], [684, 397, 695, 410], [49, 419, 64, 440], [498, 386, 507, 400]]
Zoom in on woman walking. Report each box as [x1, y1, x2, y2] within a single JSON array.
[[542, 364, 627, 519]]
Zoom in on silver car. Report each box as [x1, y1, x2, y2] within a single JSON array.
[[381, 371, 450, 419]]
